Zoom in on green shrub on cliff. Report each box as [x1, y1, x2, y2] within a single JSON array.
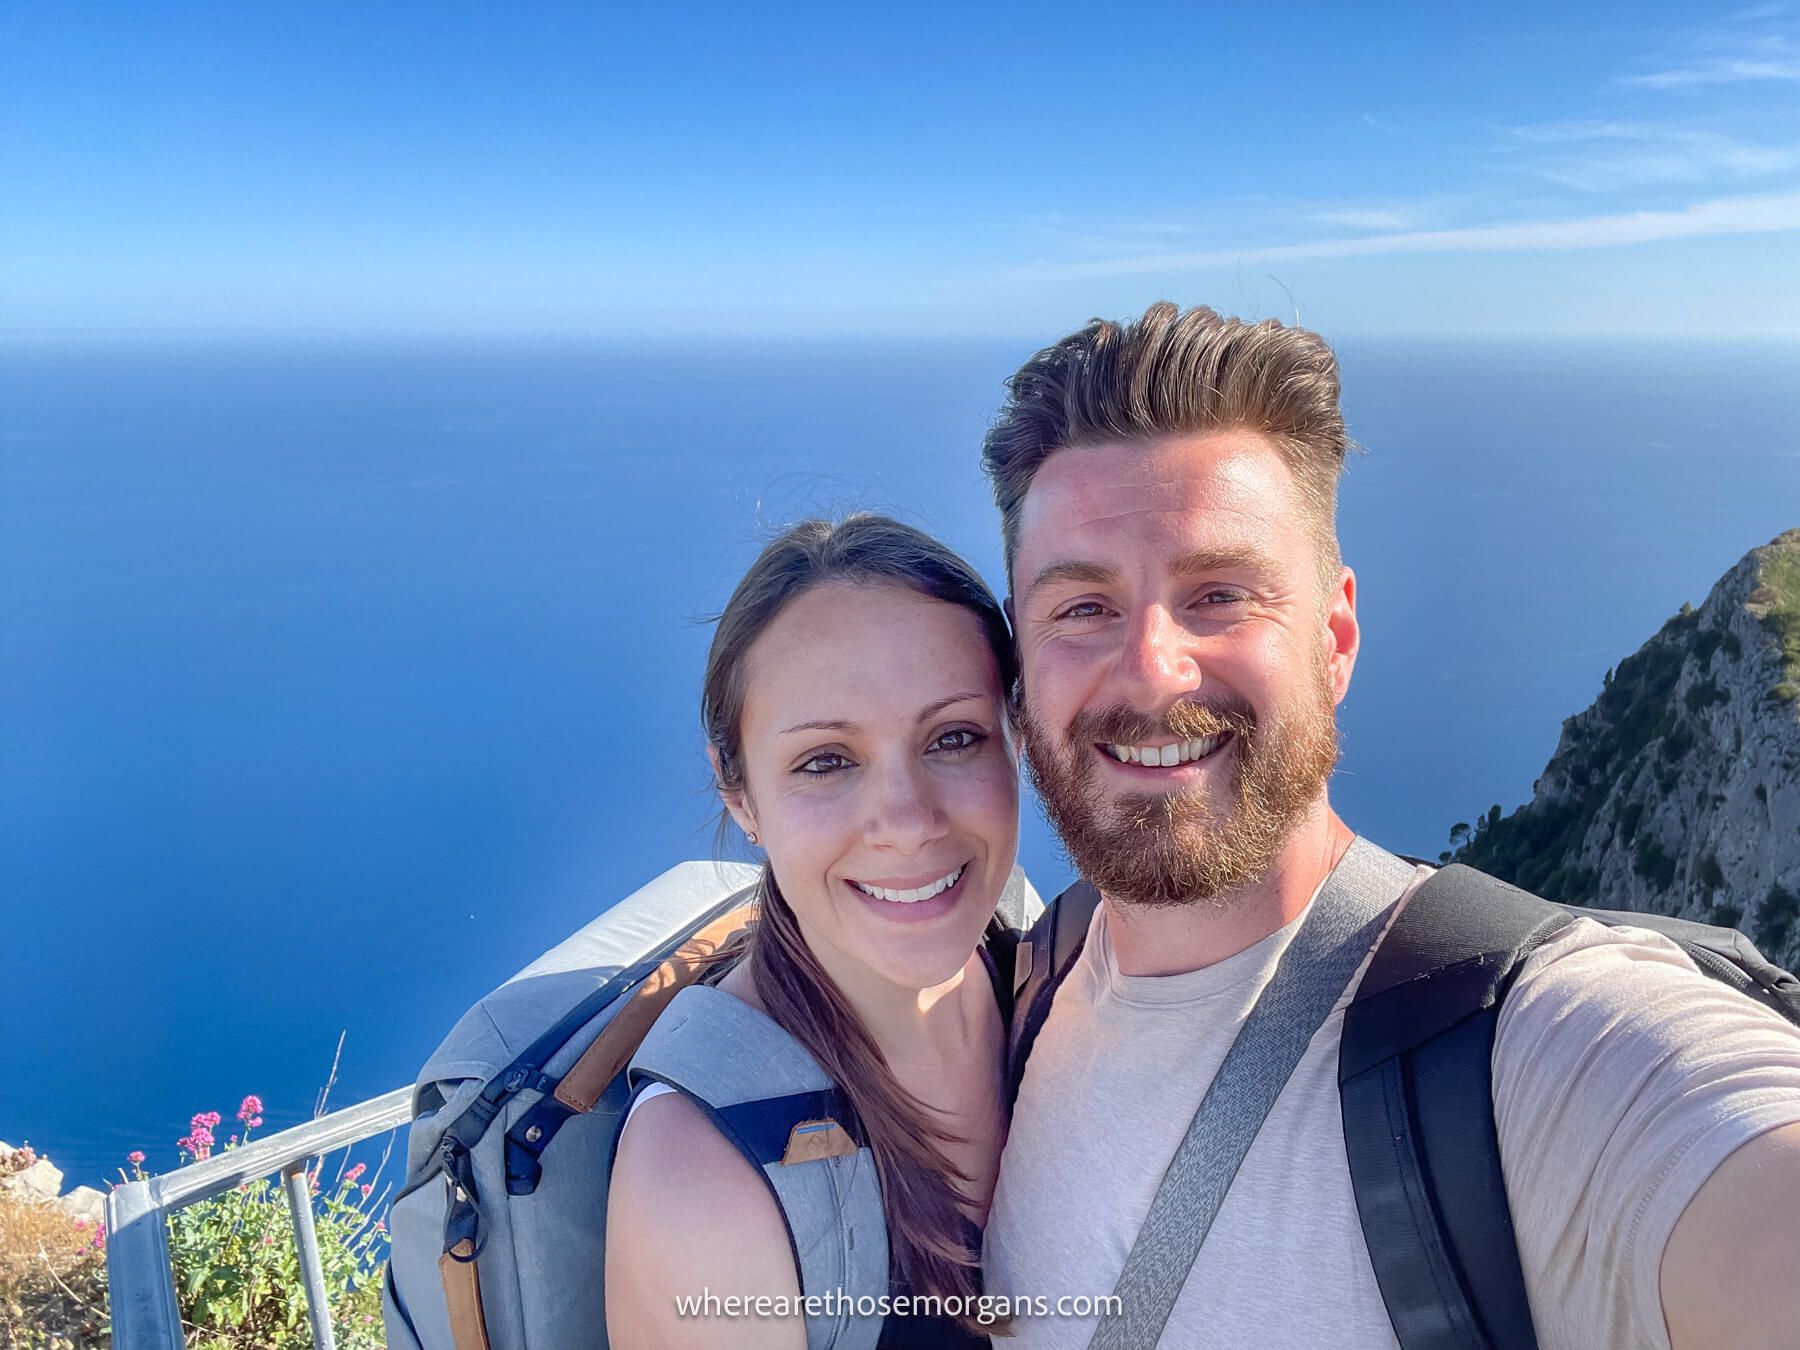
[[1752, 544, 1800, 704]]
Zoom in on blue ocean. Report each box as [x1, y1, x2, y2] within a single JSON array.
[[6, 337, 1798, 1187]]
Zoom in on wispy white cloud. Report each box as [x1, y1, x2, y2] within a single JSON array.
[[1009, 197, 1445, 255], [1028, 190, 1800, 277], [1313, 207, 1420, 231], [1621, 18, 1800, 87], [1624, 55, 1800, 87], [1504, 120, 1797, 190], [1359, 112, 1409, 137], [1508, 120, 1659, 145]]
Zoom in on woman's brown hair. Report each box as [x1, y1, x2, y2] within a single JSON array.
[[701, 514, 1015, 1327]]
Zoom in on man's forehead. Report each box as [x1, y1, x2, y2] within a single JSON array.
[[1014, 431, 1297, 564]]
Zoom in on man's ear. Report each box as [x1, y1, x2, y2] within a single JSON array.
[[707, 745, 759, 841], [1325, 565, 1360, 705]]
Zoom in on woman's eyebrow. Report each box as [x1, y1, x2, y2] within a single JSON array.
[[778, 717, 855, 737], [776, 690, 988, 738], [915, 691, 987, 723]]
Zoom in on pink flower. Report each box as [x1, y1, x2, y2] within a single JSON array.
[[360, 1183, 373, 1198], [73, 1218, 88, 1230], [179, 1125, 216, 1161], [374, 1220, 386, 1232], [343, 1163, 366, 1185], [246, 1116, 263, 1128], [237, 1095, 263, 1123], [262, 1234, 276, 1246], [128, 1150, 145, 1166]]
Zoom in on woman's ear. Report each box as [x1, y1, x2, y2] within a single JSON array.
[[708, 745, 759, 843]]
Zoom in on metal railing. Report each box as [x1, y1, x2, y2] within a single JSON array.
[[105, 1087, 414, 1350]]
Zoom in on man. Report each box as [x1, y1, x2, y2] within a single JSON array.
[[978, 302, 1800, 1349]]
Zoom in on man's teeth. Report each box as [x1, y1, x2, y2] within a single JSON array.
[[1104, 734, 1226, 767], [852, 865, 966, 905]]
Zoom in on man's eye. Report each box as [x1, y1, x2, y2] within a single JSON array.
[[1054, 601, 1107, 621], [796, 752, 852, 775], [930, 728, 986, 755], [1200, 589, 1247, 606]]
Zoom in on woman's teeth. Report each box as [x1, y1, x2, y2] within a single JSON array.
[[851, 864, 966, 905], [1104, 733, 1226, 767]]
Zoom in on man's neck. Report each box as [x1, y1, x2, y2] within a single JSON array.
[[1102, 803, 1356, 977]]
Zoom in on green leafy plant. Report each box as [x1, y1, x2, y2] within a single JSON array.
[[124, 1095, 390, 1348]]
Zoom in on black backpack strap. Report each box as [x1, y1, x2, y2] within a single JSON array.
[[1006, 879, 1100, 1107], [982, 914, 1024, 1029], [1339, 865, 1572, 1350]]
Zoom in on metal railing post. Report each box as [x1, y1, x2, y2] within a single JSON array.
[[283, 1162, 338, 1350], [105, 1179, 183, 1350]]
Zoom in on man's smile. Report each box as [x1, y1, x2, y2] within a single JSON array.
[[1098, 730, 1233, 769], [1087, 730, 1231, 770]]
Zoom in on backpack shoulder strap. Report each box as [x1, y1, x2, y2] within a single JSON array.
[[1006, 879, 1100, 1106], [1339, 864, 1571, 1350], [624, 985, 888, 1350]]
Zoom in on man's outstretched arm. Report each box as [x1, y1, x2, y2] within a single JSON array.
[[1492, 921, 1800, 1350], [1661, 1121, 1800, 1350]]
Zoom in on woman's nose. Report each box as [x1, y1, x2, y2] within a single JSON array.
[[863, 760, 948, 855]]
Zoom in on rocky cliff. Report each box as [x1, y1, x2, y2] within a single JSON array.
[[1453, 529, 1800, 969]]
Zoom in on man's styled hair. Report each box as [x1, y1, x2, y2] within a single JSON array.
[[982, 300, 1351, 590]]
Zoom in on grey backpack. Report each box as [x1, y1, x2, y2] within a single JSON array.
[[382, 859, 1041, 1350]]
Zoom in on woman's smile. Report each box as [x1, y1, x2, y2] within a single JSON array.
[[845, 861, 973, 924]]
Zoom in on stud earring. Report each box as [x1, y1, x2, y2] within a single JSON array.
[[748, 831, 759, 846]]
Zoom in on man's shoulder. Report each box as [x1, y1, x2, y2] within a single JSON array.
[[1505, 910, 1719, 1008], [1494, 908, 1800, 1091]]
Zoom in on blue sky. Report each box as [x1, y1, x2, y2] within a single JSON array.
[[3, 1, 1798, 338]]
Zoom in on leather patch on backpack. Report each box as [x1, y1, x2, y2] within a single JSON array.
[[439, 1239, 493, 1350], [781, 1118, 858, 1165]]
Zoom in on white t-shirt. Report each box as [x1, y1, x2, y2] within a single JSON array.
[[983, 861, 1800, 1349]]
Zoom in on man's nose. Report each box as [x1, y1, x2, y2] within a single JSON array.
[[1111, 604, 1202, 707], [864, 759, 949, 855]]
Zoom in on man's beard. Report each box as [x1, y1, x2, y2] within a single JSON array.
[[1019, 660, 1341, 909]]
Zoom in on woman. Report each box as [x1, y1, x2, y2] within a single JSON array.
[[605, 515, 1021, 1348]]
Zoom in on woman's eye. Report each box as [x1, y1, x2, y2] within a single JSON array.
[[796, 752, 852, 775], [930, 728, 986, 755]]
